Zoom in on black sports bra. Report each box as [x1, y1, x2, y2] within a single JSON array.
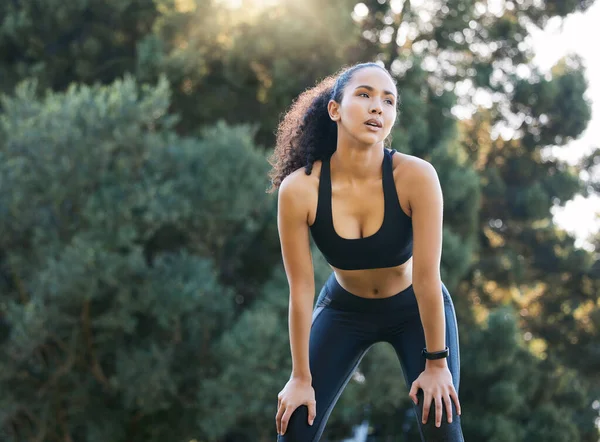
[[309, 148, 413, 270]]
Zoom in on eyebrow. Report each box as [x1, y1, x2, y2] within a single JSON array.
[[355, 85, 396, 98]]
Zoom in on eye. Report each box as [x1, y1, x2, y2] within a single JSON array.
[[385, 99, 394, 105], [359, 92, 370, 98]]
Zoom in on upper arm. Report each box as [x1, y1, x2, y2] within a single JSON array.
[[277, 174, 315, 296], [409, 161, 443, 282]]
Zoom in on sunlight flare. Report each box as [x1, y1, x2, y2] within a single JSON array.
[[216, 0, 280, 9]]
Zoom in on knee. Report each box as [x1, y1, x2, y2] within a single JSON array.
[[419, 415, 464, 441], [413, 391, 464, 441], [277, 405, 316, 442]]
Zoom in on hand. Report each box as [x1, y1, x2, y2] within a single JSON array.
[[276, 377, 316, 436], [408, 365, 461, 428]]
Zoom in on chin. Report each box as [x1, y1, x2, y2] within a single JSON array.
[[357, 134, 385, 146], [344, 126, 387, 146]]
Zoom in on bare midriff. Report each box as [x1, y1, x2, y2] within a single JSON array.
[[331, 257, 413, 299]]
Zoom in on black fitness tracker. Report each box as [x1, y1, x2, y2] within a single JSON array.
[[422, 346, 449, 360]]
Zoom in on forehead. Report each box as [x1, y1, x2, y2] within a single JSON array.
[[347, 67, 396, 94]]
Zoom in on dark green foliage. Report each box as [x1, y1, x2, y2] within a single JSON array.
[[0, 78, 273, 442], [458, 309, 594, 442], [0, 0, 158, 93]]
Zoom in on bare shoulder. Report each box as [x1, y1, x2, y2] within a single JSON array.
[[390, 151, 439, 186], [278, 161, 321, 220], [279, 161, 321, 196]]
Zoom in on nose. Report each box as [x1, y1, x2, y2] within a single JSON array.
[[369, 101, 382, 114]]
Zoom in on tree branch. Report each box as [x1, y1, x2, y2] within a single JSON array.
[[57, 402, 73, 442], [10, 266, 29, 304], [37, 348, 75, 397], [385, 1, 411, 71], [81, 299, 110, 388]]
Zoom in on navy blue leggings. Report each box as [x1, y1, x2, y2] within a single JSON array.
[[278, 272, 464, 442]]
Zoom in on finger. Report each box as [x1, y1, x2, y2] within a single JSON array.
[[280, 406, 297, 435], [422, 392, 432, 424], [444, 394, 453, 423], [435, 395, 443, 428], [450, 388, 461, 416], [408, 381, 419, 405], [277, 393, 282, 414], [307, 400, 316, 426], [276, 404, 285, 434]]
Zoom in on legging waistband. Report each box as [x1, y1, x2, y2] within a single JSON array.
[[321, 272, 420, 313]]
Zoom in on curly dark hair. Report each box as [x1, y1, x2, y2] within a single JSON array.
[[266, 62, 396, 193]]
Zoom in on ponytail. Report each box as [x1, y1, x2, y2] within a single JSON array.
[[267, 75, 337, 192]]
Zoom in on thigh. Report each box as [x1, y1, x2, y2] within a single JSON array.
[[388, 285, 463, 441], [278, 305, 373, 442]]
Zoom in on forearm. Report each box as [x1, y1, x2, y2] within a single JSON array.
[[413, 278, 447, 368], [288, 292, 314, 381]]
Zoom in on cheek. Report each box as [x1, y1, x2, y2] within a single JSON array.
[[386, 109, 397, 126], [342, 100, 366, 122]]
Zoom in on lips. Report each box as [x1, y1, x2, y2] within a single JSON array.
[[364, 118, 383, 128]]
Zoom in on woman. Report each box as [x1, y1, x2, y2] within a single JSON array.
[[267, 62, 464, 441]]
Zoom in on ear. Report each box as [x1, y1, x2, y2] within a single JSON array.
[[328, 99, 341, 122]]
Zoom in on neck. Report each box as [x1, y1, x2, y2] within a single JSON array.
[[331, 132, 385, 181]]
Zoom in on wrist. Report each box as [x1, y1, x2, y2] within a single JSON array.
[[291, 371, 312, 383], [425, 358, 448, 370]]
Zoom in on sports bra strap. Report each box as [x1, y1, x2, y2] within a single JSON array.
[[317, 156, 333, 224], [382, 149, 399, 211]]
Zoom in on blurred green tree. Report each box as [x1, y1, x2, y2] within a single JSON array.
[[0, 0, 158, 93], [0, 77, 274, 442], [460, 62, 600, 383]]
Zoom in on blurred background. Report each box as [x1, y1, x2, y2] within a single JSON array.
[[0, 0, 599, 441]]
